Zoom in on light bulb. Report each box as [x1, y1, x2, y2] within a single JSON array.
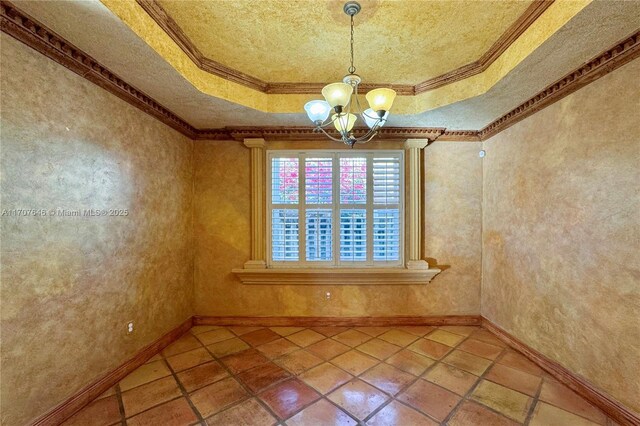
[[304, 100, 331, 123], [363, 108, 388, 129], [322, 83, 353, 109], [332, 113, 357, 133], [365, 88, 396, 113]]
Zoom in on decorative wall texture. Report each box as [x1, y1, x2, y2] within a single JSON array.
[[482, 59, 640, 414], [0, 35, 194, 425], [193, 140, 482, 317]]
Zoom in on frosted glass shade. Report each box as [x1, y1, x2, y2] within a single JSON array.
[[332, 113, 357, 132], [366, 88, 396, 112], [322, 83, 353, 108], [304, 100, 331, 123], [363, 108, 388, 129]]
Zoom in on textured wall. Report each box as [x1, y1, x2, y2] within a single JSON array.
[[193, 140, 482, 317], [0, 35, 194, 425], [482, 59, 640, 413]]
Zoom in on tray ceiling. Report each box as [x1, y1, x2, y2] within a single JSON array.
[[155, 0, 535, 85], [5, 0, 639, 130]]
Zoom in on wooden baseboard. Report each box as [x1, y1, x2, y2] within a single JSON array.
[[482, 318, 640, 426], [32, 315, 638, 426], [193, 315, 481, 327], [32, 317, 193, 426]]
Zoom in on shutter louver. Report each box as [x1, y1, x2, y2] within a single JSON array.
[[271, 209, 299, 261], [373, 156, 401, 261], [340, 209, 367, 261], [306, 209, 332, 261], [269, 152, 402, 266]]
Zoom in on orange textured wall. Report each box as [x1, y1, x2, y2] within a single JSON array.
[[482, 59, 640, 414], [0, 35, 194, 425], [193, 140, 482, 317]]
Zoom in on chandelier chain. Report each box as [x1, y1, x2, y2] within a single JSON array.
[[349, 14, 356, 74]]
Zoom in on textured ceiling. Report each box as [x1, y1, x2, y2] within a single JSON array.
[[156, 0, 534, 84], [7, 0, 640, 130]]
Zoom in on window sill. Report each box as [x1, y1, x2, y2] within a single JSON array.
[[231, 267, 441, 285]]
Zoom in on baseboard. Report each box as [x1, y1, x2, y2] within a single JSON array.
[[193, 315, 481, 327], [482, 318, 640, 426], [32, 315, 637, 426], [32, 317, 193, 426]]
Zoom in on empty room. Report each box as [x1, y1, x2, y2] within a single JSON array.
[[1, 0, 638, 425]]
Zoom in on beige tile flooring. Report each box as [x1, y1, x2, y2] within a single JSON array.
[[62, 325, 617, 426]]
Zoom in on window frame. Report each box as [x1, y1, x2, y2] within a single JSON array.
[[266, 149, 405, 269]]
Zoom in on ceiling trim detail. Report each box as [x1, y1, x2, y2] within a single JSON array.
[[2, 1, 638, 144], [0, 0, 197, 138], [195, 127, 447, 142], [478, 30, 640, 140], [136, 0, 554, 95]]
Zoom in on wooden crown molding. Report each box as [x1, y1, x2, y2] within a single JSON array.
[[0, 1, 198, 139], [136, 0, 554, 95], [483, 319, 640, 426], [196, 126, 447, 142], [2, 2, 638, 145], [479, 30, 640, 140], [135, 0, 268, 93]]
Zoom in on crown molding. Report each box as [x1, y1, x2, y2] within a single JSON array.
[[414, 0, 554, 94], [479, 30, 640, 140], [0, 1, 198, 139], [195, 126, 448, 142], [2, 2, 638, 145], [136, 0, 554, 95], [135, 0, 268, 93], [438, 130, 481, 142]]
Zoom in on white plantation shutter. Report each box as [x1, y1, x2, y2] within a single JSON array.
[[271, 209, 299, 261], [340, 209, 367, 261], [306, 209, 332, 261], [372, 156, 401, 261], [268, 151, 403, 267]]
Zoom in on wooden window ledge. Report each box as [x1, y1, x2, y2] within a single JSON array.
[[232, 267, 441, 285]]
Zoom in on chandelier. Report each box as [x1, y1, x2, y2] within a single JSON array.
[[303, 1, 397, 147]]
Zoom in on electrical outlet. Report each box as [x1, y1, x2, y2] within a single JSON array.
[[127, 321, 134, 334], [325, 291, 331, 300]]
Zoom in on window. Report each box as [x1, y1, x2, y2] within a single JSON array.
[[268, 151, 403, 267]]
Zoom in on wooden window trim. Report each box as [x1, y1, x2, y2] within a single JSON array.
[[233, 138, 441, 285]]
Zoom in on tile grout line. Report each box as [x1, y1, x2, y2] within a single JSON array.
[[115, 383, 126, 425], [196, 327, 286, 424], [162, 348, 207, 425], [357, 329, 443, 424], [343, 326, 467, 424], [117, 345, 204, 423], [372, 328, 481, 425], [440, 333, 511, 425], [287, 328, 401, 424], [100, 325, 614, 426], [248, 327, 410, 424], [523, 372, 545, 425]]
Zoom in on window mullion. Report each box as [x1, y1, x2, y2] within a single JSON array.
[[332, 154, 339, 267], [366, 154, 374, 266], [299, 153, 306, 264]]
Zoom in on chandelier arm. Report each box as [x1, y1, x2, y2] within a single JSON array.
[[305, 1, 390, 146], [354, 88, 368, 118], [352, 128, 380, 144], [316, 125, 349, 143], [318, 114, 340, 128]]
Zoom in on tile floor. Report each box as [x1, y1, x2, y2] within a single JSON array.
[[62, 325, 617, 426]]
